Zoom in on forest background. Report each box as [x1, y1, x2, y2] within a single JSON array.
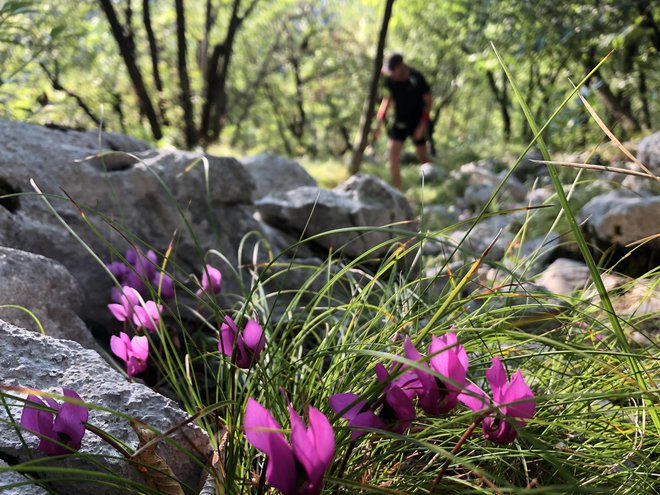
[[1, 0, 658, 178]]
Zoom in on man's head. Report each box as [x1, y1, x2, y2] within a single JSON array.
[[383, 53, 408, 81]]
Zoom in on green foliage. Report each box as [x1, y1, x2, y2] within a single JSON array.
[[1, 0, 657, 158]]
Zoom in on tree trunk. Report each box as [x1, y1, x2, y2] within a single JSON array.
[[98, 0, 162, 140], [486, 69, 511, 141], [142, 0, 168, 124], [199, 0, 259, 145], [638, 64, 652, 129], [591, 72, 640, 133], [288, 56, 306, 141], [348, 0, 395, 175], [175, 0, 196, 147], [265, 83, 293, 156]]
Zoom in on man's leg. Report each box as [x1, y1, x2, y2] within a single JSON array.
[[388, 138, 404, 189], [414, 141, 431, 164]]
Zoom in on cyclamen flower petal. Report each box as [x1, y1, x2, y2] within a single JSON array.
[[458, 356, 535, 445], [107, 286, 141, 322], [20, 388, 89, 456], [106, 261, 127, 279], [196, 264, 222, 296], [330, 363, 415, 439], [132, 300, 162, 333], [218, 316, 264, 369], [156, 273, 175, 299], [329, 393, 384, 440], [402, 334, 468, 415], [111, 332, 149, 378], [244, 398, 334, 495]]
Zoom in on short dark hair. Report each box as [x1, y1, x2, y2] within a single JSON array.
[[386, 53, 404, 71]]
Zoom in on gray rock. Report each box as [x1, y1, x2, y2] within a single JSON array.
[[0, 119, 265, 335], [536, 258, 592, 294], [463, 184, 495, 211], [578, 191, 660, 248], [240, 152, 317, 199], [512, 147, 548, 183], [462, 282, 569, 332], [536, 258, 624, 295], [637, 131, 660, 176], [419, 162, 445, 183], [0, 460, 49, 495], [256, 174, 416, 259], [449, 216, 517, 261], [0, 247, 97, 349], [421, 204, 459, 232], [452, 161, 527, 210], [0, 320, 210, 495]]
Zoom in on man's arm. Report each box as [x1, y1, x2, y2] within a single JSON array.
[[414, 92, 432, 141], [373, 96, 391, 141]]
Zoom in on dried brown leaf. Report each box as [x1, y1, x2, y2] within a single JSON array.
[[130, 421, 185, 495]]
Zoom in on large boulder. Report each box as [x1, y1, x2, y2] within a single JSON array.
[[451, 160, 527, 211], [240, 152, 317, 199], [0, 247, 97, 349], [578, 191, 660, 248], [0, 459, 49, 495], [0, 119, 267, 335], [256, 174, 416, 259], [536, 258, 624, 295], [0, 320, 210, 495], [637, 131, 660, 176]]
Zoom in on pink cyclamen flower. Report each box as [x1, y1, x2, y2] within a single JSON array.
[[20, 388, 89, 456], [110, 332, 149, 378], [458, 356, 535, 445], [155, 272, 175, 299], [196, 264, 222, 296], [329, 362, 416, 439], [107, 286, 141, 322], [244, 398, 334, 495], [132, 300, 163, 333], [403, 333, 468, 415], [108, 248, 174, 300], [108, 286, 162, 333], [218, 316, 264, 368]]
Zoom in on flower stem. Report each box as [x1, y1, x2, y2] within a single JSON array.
[[432, 417, 482, 490]]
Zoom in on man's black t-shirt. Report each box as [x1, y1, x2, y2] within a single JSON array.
[[385, 67, 431, 124]]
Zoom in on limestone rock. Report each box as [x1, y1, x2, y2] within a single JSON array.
[[536, 258, 592, 294], [0, 118, 261, 335], [0, 460, 49, 495], [240, 152, 317, 199], [637, 131, 660, 176], [0, 247, 96, 349], [0, 320, 210, 495], [536, 258, 625, 295], [419, 162, 445, 183], [256, 174, 416, 259], [578, 191, 660, 248]]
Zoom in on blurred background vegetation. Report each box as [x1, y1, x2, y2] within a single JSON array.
[[0, 0, 658, 173]]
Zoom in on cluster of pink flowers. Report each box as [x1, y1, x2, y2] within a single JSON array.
[[330, 332, 536, 445], [106, 250, 225, 380]]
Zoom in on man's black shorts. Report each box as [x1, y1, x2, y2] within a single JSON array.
[[388, 120, 426, 145]]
